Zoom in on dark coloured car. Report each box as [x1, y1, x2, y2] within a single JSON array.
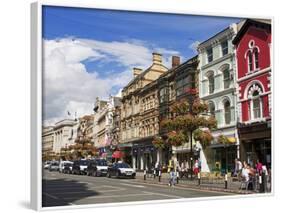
[[87, 159, 108, 176], [62, 162, 73, 174], [107, 162, 136, 179], [72, 159, 89, 175]]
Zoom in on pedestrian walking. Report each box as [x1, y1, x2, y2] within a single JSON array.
[[255, 159, 263, 175], [168, 168, 176, 187], [193, 160, 199, 176]]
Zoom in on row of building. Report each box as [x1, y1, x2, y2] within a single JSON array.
[[43, 19, 272, 173]]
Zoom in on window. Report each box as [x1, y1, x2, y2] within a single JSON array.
[[207, 48, 213, 63], [223, 69, 231, 89], [248, 52, 253, 71], [208, 102, 215, 116], [208, 74, 214, 94], [176, 74, 194, 97], [160, 88, 165, 103], [224, 100, 231, 124], [254, 48, 259, 69], [252, 91, 261, 119], [221, 40, 228, 56]]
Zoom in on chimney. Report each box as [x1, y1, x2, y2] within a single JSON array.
[[172, 56, 180, 68], [152, 52, 162, 64], [133, 67, 142, 78]]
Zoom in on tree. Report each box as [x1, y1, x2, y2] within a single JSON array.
[[160, 98, 217, 169]]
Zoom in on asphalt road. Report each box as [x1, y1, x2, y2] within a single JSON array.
[[42, 170, 235, 207]]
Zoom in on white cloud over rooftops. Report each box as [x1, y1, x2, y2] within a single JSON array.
[[43, 37, 181, 125]]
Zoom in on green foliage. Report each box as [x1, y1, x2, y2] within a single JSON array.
[[217, 134, 230, 144]]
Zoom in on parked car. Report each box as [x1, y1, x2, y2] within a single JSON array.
[[49, 161, 59, 172], [43, 161, 51, 169], [87, 159, 108, 176], [72, 159, 89, 175], [107, 162, 136, 179], [59, 161, 73, 173], [62, 162, 73, 174]]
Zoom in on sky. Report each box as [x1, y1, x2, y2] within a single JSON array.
[[42, 6, 240, 126]]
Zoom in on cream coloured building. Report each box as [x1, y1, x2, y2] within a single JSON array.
[[42, 126, 54, 156], [52, 119, 77, 153], [121, 52, 168, 170]]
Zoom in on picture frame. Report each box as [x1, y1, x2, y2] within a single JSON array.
[[31, 0, 273, 211]]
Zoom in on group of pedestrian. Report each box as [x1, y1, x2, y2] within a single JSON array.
[[168, 159, 202, 187]]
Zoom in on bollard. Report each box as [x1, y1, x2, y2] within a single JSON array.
[[144, 169, 146, 181], [159, 170, 161, 182], [176, 171, 179, 184], [198, 172, 201, 186], [225, 174, 228, 189], [153, 169, 156, 179]]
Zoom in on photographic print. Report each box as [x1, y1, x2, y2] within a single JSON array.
[[39, 5, 272, 208]]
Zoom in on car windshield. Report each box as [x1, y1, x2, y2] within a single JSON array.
[[116, 163, 130, 168], [80, 160, 88, 165], [52, 162, 59, 166], [65, 163, 72, 167], [97, 160, 107, 166]]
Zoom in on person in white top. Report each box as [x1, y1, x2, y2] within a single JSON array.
[[241, 161, 250, 182]]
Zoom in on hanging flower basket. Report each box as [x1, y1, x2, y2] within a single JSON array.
[[152, 136, 165, 149], [193, 129, 213, 149], [167, 131, 187, 147], [207, 116, 217, 129], [192, 99, 208, 114]]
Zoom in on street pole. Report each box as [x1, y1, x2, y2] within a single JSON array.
[[144, 169, 146, 181], [190, 131, 193, 180], [225, 173, 228, 189]]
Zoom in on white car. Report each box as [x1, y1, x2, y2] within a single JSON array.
[[43, 161, 51, 169], [59, 161, 73, 173], [107, 162, 136, 178]]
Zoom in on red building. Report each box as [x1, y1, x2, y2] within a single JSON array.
[[233, 19, 272, 168]]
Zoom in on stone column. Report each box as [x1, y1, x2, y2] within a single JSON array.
[[140, 155, 144, 170], [132, 155, 136, 170]]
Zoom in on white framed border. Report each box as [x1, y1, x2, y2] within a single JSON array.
[[30, 0, 274, 211]]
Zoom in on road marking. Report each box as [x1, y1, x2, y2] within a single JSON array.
[[141, 191, 183, 199], [43, 192, 59, 200], [119, 183, 146, 188], [63, 192, 154, 200]]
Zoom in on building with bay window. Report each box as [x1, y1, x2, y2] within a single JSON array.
[[232, 19, 272, 168]]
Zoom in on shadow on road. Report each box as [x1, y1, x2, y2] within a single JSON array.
[[42, 178, 100, 207]]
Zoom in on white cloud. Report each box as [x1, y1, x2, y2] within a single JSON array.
[[189, 40, 200, 53], [43, 38, 181, 125]]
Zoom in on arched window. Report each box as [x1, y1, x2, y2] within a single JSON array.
[[223, 69, 231, 89], [224, 100, 231, 124], [252, 91, 261, 119], [208, 102, 215, 116], [208, 73, 214, 94], [248, 51, 253, 72], [253, 48, 259, 69], [248, 83, 263, 120]]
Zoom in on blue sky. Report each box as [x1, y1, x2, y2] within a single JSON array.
[[42, 6, 240, 124]]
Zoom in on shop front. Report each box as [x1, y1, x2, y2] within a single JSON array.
[[117, 143, 132, 165], [205, 143, 237, 174], [132, 140, 156, 171], [238, 121, 271, 169]]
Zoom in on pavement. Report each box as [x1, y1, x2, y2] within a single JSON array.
[[42, 170, 238, 207], [135, 172, 256, 194]]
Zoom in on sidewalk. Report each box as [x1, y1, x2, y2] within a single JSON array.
[[135, 172, 265, 194]]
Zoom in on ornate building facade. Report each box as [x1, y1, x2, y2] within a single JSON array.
[[198, 23, 241, 172], [233, 19, 272, 168], [121, 53, 168, 170]]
